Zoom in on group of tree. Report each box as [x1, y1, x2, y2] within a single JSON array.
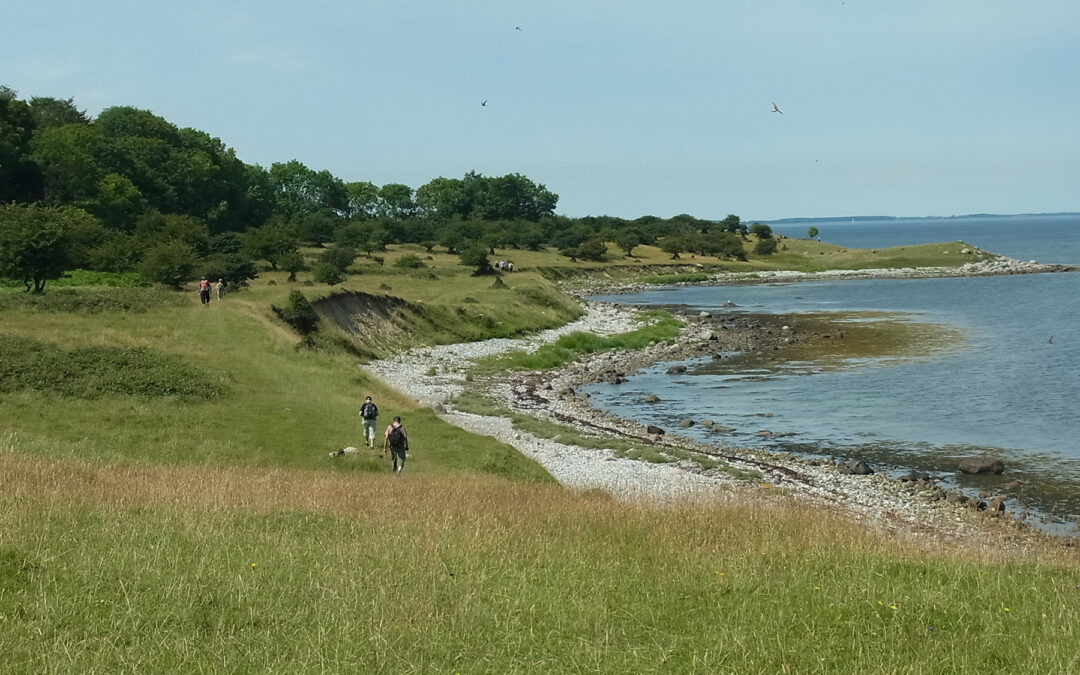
[[1, 85, 774, 292]]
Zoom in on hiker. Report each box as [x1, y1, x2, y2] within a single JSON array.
[[382, 416, 409, 475], [199, 278, 211, 306], [215, 278, 226, 300], [359, 396, 379, 448]]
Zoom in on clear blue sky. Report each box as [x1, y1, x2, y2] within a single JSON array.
[[4, 1, 1078, 220]]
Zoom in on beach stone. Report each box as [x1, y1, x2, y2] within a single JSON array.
[[987, 496, 1007, 513], [756, 430, 773, 437], [899, 470, 933, 482], [945, 490, 967, 504], [700, 419, 715, 428], [678, 419, 694, 428], [646, 425, 665, 436], [644, 394, 661, 403], [666, 365, 688, 375], [711, 426, 735, 433], [958, 456, 1005, 475], [839, 458, 874, 475]]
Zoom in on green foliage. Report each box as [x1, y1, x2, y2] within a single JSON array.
[[0, 334, 223, 400], [138, 241, 198, 289], [393, 253, 427, 269], [273, 290, 319, 335], [808, 225, 819, 239], [459, 243, 493, 275], [0, 287, 177, 313], [754, 237, 779, 255], [318, 245, 356, 273], [575, 238, 608, 262], [749, 222, 773, 239], [0, 203, 75, 292], [312, 263, 345, 286], [243, 218, 299, 270], [474, 313, 683, 373]]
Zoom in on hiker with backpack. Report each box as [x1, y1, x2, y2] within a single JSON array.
[[359, 396, 379, 448], [382, 416, 409, 475]]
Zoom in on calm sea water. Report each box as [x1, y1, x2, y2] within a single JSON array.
[[587, 214, 1080, 528]]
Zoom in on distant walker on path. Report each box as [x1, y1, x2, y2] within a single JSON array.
[[215, 278, 226, 300], [199, 278, 211, 306], [359, 396, 379, 448], [382, 416, 409, 475]]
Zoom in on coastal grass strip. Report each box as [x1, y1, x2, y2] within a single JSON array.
[[470, 311, 683, 374], [2, 452, 1077, 673]]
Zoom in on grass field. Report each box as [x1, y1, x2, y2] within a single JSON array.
[[2, 241, 1077, 672]]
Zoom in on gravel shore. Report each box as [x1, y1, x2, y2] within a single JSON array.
[[363, 281, 1068, 549]]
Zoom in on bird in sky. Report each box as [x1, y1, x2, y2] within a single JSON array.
[[515, 26, 522, 31], [771, 102, 783, 114], [481, 100, 487, 107]]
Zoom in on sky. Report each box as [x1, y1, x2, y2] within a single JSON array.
[[3, 1, 1078, 220]]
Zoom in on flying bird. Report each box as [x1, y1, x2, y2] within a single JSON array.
[[481, 100, 487, 107], [515, 26, 522, 31], [771, 102, 783, 114]]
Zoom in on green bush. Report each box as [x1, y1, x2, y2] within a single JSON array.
[[273, 290, 319, 335], [0, 287, 180, 313], [393, 254, 426, 269], [0, 334, 224, 400], [754, 238, 779, 255]]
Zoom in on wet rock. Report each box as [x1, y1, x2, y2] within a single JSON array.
[[700, 419, 715, 428], [839, 459, 874, 475], [678, 419, 694, 428], [711, 426, 735, 433], [756, 430, 773, 437], [899, 470, 933, 482], [646, 425, 665, 435], [945, 490, 967, 504], [644, 394, 661, 403], [666, 365, 688, 375], [958, 456, 1005, 475], [1001, 480, 1022, 493]]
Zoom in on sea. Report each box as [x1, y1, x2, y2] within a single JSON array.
[[586, 214, 1080, 532]]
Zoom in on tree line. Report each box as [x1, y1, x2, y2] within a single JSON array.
[[0, 85, 771, 291]]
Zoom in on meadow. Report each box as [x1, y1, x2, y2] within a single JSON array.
[[2, 240, 1077, 672]]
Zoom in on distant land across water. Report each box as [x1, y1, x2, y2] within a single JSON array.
[[758, 212, 1080, 225]]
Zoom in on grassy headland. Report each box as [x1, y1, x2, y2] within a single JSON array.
[[2, 240, 1077, 671]]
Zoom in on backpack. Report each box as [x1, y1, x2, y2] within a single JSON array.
[[361, 402, 378, 419], [388, 425, 406, 450]]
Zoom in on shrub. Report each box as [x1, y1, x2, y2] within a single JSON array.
[[273, 290, 319, 335], [754, 238, 779, 255], [0, 334, 224, 400], [394, 254, 426, 269], [459, 243, 493, 276]]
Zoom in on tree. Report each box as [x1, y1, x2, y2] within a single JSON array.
[[243, 218, 299, 270], [459, 242, 493, 275], [807, 226, 819, 239], [318, 245, 356, 274], [749, 222, 773, 239], [27, 96, 89, 129], [312, 263, 345, 286], [576, 239, 608, 262], [273, 290, 319, 335], [659, 236, 685, 260], [0, 89, 43, 202], [0, 204, 73, 292], [268, 160, 348, 222], [754, 238, 778, 255], [279, 251, 306, 282], [138, 241, 198, 289], [344, 181, 380, 220], [614, 228, 644, 257], [377, 183, 417, 219]]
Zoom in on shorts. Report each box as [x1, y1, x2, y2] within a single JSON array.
[[362, 419, 377, 441]]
